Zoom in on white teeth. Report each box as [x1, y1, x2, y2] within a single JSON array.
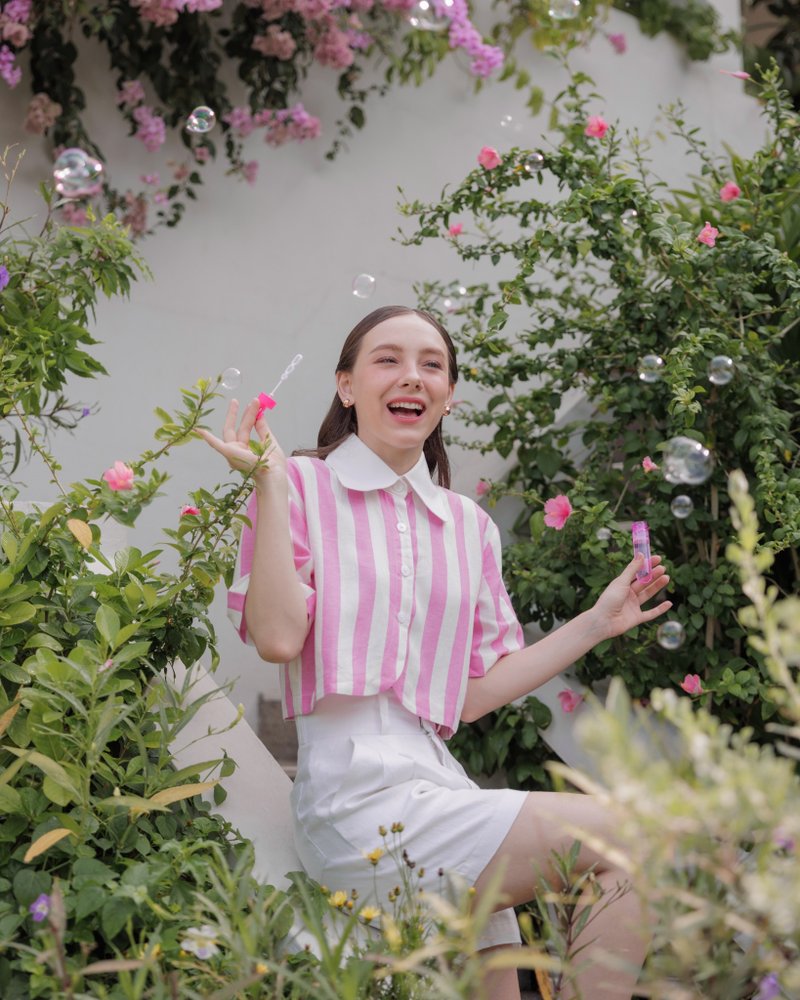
[[388, 402, 424, 413]]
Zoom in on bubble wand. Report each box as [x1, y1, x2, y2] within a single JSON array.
[[256, 354, 304, 419]]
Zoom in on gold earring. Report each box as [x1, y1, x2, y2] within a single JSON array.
[[343, 398, 352, 408], [443, 404, 451, 415]]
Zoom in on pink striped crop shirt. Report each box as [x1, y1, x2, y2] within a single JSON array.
[[227, 433, 524, 738]]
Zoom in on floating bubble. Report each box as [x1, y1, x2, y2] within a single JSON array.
[[408, 0, 448, 30], [638, 354, 665, 383], [708, 355, 735, 386], [596, 527, 612, 541], [352, 273, 376, 299], [621, 208, 639, 228], [53, 148, 104, 198], [442, 285, 468, 313], [656, 620, 685, 651], [499, 114, 523, 133], [185, 106, 217, 134], [662, 436, 714, 485], [548, 0, 580, 19], [221, 367, 241, 390], [670, 495, 694, 519], [521, 152, 545, 172]]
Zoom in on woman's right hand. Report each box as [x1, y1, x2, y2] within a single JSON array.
[[195, 397, 287, 482]]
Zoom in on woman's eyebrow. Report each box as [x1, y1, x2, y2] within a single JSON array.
[[368, 343, 446, 359]]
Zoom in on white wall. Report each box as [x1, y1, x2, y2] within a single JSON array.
[[1, 1, 760, 726]]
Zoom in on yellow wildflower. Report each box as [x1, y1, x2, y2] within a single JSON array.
[[329, 890, 348, 909], [364, 847, 385, 866], [254, 962, 268, 975], [360, 906, 381, 922]]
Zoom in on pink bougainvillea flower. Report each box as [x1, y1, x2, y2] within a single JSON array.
[[477, 146, 501, 170], [607, 32, 627, 54], [719, 69, 751, 80], [558, 690, 583, 713], [719, 181, 741, 202], [584, 115, 609, 139], [102, 461, 134, 491], [181, 505, 200, 516], [696, 221, 719, 247], [680, 673, 703, 695], [543, 494, 573, 530], [448, 222, 463, 237], [476, 479, 490, 497], [642, 456, 659, 473]]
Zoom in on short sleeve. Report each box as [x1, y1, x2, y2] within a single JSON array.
[[226, 460, 316, 646], [468, 516, 524, 678]]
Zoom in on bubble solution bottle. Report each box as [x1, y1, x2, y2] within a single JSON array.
[[631, 521, 653, 585]]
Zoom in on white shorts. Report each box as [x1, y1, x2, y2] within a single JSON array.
[[290, 691, 528, 949]]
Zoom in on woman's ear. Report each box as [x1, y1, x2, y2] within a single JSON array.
[[336, 373, 351, 400]]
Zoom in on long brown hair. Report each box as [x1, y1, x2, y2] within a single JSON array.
[[292, 305, 459, 488]]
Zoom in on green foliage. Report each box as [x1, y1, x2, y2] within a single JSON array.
[[560, 474, 800, 998], [400, 66, 800, 779], [0, 148, 149, 477]]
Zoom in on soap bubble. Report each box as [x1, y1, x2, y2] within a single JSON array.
[[708, 355, 735, 385], [499, 114, 523, 133], [521, 152, 545, 172], [408, 0, 448, 29], [185, 106, 217, 134], [352, 273, 376, 299], [656, 620, 685, 650], [662, 436, 714, 485], [596, 527, 612, 541], [638, 354, 665, 383], [670, 495, 694, 519], [621, 208, 638, 228], [53, 148, 104, 198], [221, 367, 241, 390], [548, 0, 580, 18], [443, 285, 468, 312]]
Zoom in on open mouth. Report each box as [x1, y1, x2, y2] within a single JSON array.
[[387, 401, 426, 421]]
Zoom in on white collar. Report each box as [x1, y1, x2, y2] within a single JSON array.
[[325, 434, 451, 522]]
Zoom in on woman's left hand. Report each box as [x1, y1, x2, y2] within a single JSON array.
[[592, 554, 672, 640]]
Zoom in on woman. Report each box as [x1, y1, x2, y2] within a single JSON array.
[[199, 305, 672, 999]]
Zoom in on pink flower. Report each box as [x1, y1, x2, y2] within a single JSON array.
[[477, 146, 501, 170], [61, 202, 88, 226], [140, 172, 160, 185], [719, 69, 751, 80], [476, 479, 490, 497], [697, 221, 719, 247], [719, 181, 741, 202], [557, 690, 583, 713], [181, 505, 200, 516], [194, 146, 210, 164], [642, 456, 659, 473], [242, 160, 259, 185], [117, 79, 146, 108], [543, 494, 573, 530], [448, 223, 463, 237], [99, 658, 114, 673], [102, 461, 135, 491], [680, 673, 703, 695], [584, 115, 609, 139], [607, 32, 626, 54]]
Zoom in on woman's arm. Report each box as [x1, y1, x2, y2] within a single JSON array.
[[461, 553, 671, 722], [243, 472, 311, 663], [197, 397, 311, 663]]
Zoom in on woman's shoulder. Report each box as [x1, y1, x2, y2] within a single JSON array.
[[285, 453, 331, 495], [438, 484, 495, 534]]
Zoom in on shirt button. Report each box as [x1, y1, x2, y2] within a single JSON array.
[[401, 565, 411, 577], [391, 481, 407, 496], [396, 522, 407, 533], [397, 612, 409, 625]]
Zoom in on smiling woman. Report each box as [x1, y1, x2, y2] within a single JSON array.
[[198, 304, 673, 1000]]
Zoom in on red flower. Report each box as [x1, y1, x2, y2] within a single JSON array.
[[680, 674, 703, 695]]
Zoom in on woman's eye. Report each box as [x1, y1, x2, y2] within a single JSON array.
[[377, 357, 397, 364], [425, 361, 443, 369]]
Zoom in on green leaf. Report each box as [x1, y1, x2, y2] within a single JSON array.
[[96, 605, 120, 646]]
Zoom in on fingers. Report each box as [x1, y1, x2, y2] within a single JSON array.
[[641, 599, 673, 622], [222, 398, 240, 441]]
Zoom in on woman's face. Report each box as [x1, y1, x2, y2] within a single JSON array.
[[336, 313, 454, 475]]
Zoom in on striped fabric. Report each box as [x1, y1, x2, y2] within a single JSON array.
[[227, 433, 524, 738]]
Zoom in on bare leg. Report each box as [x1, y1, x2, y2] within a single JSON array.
[[473, 792, 648, 1000], [479, 946, 522, 1000]]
